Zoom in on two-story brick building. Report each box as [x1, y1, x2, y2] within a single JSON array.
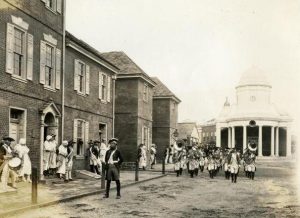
[[101, 52, 156, 162], [151, 77, 180, 161], [64, 32, 118, 170], [0, 0, 65, 178]]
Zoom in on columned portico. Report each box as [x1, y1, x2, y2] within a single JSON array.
[[275, 127, 279, 156], [228, 127, 231, 148], [231, 126, 235, 148], [271, 126, 275, 156]]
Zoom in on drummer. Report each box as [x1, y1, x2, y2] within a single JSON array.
[[0, 136, 17, 191]]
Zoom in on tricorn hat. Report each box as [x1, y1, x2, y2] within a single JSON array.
[[108, 138, 118, 144], [3, 136, 15, 142]]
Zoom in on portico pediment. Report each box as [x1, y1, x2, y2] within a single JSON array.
[[39, 101, 61, 117]]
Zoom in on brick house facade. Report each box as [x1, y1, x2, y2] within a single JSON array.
[[64, 32, 118, 170], [0, 0, 64, 176], [101, 52, 156, 162], [151, 77, 180, 161]]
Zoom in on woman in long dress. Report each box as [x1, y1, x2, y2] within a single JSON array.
[[57, 141, 68, 180], [14, 138, 32, 182], [138, 144, 147, 170]]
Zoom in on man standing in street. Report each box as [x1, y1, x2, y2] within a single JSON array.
[[103, 138, 123, 199]]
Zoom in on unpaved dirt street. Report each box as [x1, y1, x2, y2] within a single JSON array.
[[9, 167, 300, 218]]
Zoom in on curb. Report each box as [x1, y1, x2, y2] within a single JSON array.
[[0, 174, 167, 218]]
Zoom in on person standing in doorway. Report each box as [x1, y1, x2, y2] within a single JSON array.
[[43, 135, 53, 177], [103, 138, 123, 199]]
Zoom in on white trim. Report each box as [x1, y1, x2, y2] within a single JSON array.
[[99, 122, 108, 141], [11, 74, 28, 83], [11, 15, 29, 30], [66, 43, 118, 74], [43, 33, 57, 46], [117, 74, 156, 87], [44, 86, 57, 92], [8, 107, 27, 143]]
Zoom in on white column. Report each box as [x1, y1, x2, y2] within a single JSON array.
[[228, 127, 231, 148], [216, 127, 221, 148], [275, 127, 279, 156], [271, 126, 275, 156], [231, 126, 235, 148], [286, 126, 292, 157], [258, 125, 263, 156], [243, 125, 247, 152]]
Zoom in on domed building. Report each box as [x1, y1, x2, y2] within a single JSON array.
[[216, 67, 293, 157]]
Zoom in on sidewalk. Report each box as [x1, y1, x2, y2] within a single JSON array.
[[0, 170, 165, 217]]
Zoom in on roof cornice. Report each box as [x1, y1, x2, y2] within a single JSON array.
[[117, 73, 156, 87], [66, 42, 119, 74], [153, 95, 181, 103]]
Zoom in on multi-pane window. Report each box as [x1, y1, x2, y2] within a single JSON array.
[[143, 84, 148, 102], [13, 28, 24, 77], [45, 44, 54, 88], [76, 120, 85, 156], [43, 0, 62, 14], [78, 62, 85, 93], [101, 74, 107, 100]]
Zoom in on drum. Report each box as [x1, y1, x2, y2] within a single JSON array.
[[8, 157, 22, 171]]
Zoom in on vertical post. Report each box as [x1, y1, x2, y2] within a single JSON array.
[[135, 161, 139, 181], [231, 126, 235, 148], [275, 127, 279, 157], [243, 125, 247, 152], [216, 126, 221, 148], [228, 127, 231, 148], [32, 167, 38, 204], [271, 126, 275, 156], [286, 125, 292, 157], [101, 164, 106, 189], [162, 157, 165, 175], [258, 125, 263, 157]]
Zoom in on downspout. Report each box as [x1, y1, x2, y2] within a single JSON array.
[[61, 0, 66, 140], [112, 75, 116, 138]]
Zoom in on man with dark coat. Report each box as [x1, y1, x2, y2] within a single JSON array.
[[103, 138, 123, 199]]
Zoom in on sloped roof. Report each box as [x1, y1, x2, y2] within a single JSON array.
[[151, 77, 181, 103], [65, 31, 119, 71], [237, 66, 271, 88], [177, 122, 199, 139], [101, 51, 156, 86]]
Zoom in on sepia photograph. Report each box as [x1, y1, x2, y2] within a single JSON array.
[[0, 0, 299, 217]]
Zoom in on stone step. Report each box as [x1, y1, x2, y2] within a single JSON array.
[[75, 170, 101, 180]]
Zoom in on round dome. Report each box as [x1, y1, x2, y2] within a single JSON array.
[[237, 66, 271, 88]]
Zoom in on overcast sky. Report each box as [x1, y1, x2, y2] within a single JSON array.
[[66, 0, 300, 134]]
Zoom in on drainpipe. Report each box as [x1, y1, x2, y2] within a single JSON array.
[[112, 75, 116, 138], [61, 0, 66, 140]]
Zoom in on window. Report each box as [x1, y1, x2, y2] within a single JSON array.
[[78, 62, 85, 93], [143, 83, 148, 102], [73, 119, 89, 156], [99, 123, 107, 142], [74, 60, 89, 95], [9, 108, 26, 143], [99, 72, 111, 102], [43, 0, 62, 14], [45, 44, 54, 88], [40, 39, 61, 90], [6, 22, 33, 81]]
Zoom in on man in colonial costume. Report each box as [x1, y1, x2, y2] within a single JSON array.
[[65, 140, 75, 181], [228, 148, 241, 183], [150, 144, 157, 169], [0, 137, 17, 190], [173, 140, 184, 177], [244, 142, 257, 180], [90, 141, 100, 175], [103, 138, 123, 199], [186, 144, 197, 178]]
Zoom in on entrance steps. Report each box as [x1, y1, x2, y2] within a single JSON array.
[[75, 170, 101, 180]]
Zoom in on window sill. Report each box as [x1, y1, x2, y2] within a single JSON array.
[[77, 92, 87, 97], [99, 99, 108, 104], [44, 86, 57, 92], [45, 6, 58, 14], [11, 75, 27, 83]]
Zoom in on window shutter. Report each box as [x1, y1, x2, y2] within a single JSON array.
[[74, 59, 79, 91], [73, 119, 78, 152], [40, 41, 46, 84], [85, 65, 90, 95], [85, 121, 89, 148], [6, 23, 14, 74], [26, 33, 33, 80], [55, 48, 61, 89], [99, 72, 103, 99], [107, 76, 111, 102], [56, 0, 62, 13]]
